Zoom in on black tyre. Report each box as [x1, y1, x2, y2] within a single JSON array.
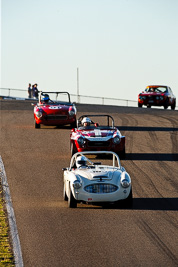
[[114, 188, 133, 209], [63, 182, 68, 201], [35, 121, 40, 129], [123, 188, 133, 208], [138, 102, 142, 108], [171, 100, 176, 110], [70, 120, 77, 129], [164, 98, 169, 109], [118, 148, 126, 160], [68, 185, 77, 208]]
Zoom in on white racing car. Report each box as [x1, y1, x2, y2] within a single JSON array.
[[63, 151, 132, 208]]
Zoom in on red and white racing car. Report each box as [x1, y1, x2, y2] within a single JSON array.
[[70, 115, 125, 158], [33, 91, 77, 128]]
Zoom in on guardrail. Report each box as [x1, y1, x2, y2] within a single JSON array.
[[0, 87, 137, 107], [0, 87, 177, 109]]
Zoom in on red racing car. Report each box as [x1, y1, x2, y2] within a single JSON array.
[[138, 85, 176, 109], [34, 91, 77, 128], [70, 115, 125, 158]]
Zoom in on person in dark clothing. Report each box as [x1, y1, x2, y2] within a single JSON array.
[[32, 84, 39, 99], [28, 83, 32, 98], [32, 85, 35, 98]]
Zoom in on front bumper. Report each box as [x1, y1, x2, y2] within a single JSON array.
[[72, 185, 131, 203], [138, 98, 166, 106], [74, 137, 125, 153], [35, 115, 76, 126]]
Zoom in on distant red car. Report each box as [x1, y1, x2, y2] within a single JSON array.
[[34, 91, 77, 128], [70, 115, 125, 158], [138, 85, 176, 109]]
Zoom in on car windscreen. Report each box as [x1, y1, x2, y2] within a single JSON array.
[[49, 101, 72, 106], [78, 126, 114, 130], [145, 87, 167, 93]]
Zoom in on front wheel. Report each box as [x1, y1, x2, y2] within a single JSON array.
[[164, 98, 169, 109], [63, 182, 68, 201], [118, 148, 125, 159], [138, 102, 142, 108], [70, 120, 77, 129], [68, 185, 77, 208], [35, 121, 40, 129], [171, 100, 176, 110], [123, 188, 133, 209]]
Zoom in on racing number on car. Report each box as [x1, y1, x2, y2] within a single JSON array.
[[49, 106, 62, 109], [94, 129, 101, 136]]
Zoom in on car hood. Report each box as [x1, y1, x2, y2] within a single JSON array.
[[78, 129, 116, 138], [75, 168, 119, 181], [139, 92, 165, 96], [35, 104, 71, 114]]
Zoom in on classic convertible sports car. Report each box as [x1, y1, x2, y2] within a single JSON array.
[[138, 85, 176, 109], [33, 91, 77, 128], [70, 115, 125, 158], [63, 151, 132, 208]]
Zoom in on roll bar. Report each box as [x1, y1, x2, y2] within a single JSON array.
[[39, 91, 71, 103], [69, 151, 121, 170], [77, 114, 114, 128]]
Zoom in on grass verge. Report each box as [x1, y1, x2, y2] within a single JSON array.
[[0, 182, 15, 266]]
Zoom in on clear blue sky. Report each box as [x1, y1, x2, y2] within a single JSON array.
[[1, 0, 178, 101]]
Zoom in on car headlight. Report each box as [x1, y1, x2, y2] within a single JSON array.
[[73, 180, 82, 189], [35, 110, 43, 118], [69, 110, 75, 116], [139, 96, 146, 100], [77, 137, 85, 145], [68, 106, 76, 116], [120, 173, 131, 188], [113, 136, 120, 144]]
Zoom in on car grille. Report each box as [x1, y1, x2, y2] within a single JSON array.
[[87, 141, 110, 147], [148, 95, 154, 100], [45, 115, 68, 120], [84, 184, 118, 194], [147, 95, 161, 100]]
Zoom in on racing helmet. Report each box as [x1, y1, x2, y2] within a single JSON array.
[[81, 117, 91, 126], [42, 94, 50, 102], [76, 155, 87, 168]]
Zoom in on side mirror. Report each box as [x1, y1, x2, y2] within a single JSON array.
[[62, 168, 67, 171]]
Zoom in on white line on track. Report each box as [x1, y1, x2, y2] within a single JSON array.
[[0, 156, 24, 267]]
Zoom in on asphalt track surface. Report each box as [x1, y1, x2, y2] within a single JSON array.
[[0, 100, 178, 267]]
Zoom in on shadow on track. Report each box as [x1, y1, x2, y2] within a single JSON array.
[[133, 197, 178, 211], [39, 125, 73, 130], [117, 126, 178, 132], [76, 198, 178, 211], [125, 153, 178, 161]]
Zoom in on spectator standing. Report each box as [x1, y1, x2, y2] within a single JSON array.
[[28, 83, 32, 98], [32, 85, 35, 98], [32, 84, 39, 99]]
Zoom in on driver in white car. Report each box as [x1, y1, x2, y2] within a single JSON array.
[[76, 156, 88, 169]]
